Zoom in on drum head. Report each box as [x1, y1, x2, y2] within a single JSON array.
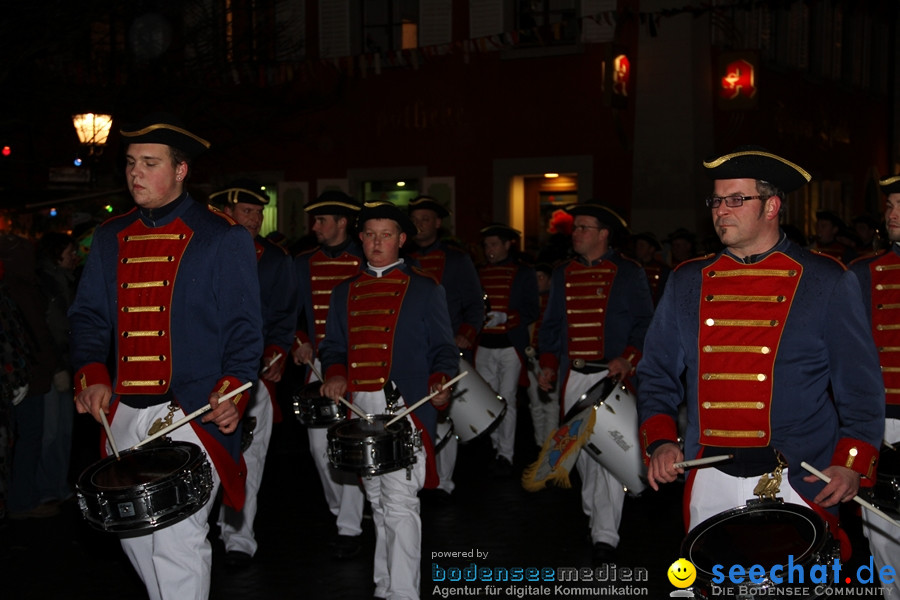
[[682, 502, 826, 580], [562, 374, 615, 423], [85, 443, 200, 491], [331, 415, 408, 439]]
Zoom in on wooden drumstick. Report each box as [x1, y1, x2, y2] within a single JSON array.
[[341, 398, 374, 423], [385, 371, 468, 427], [306, 359, 373, 423], [800, 461, 900, 529], [99, 410, 120, 460], [260, 352, 283, 374], [572, 358, 608, 370], [305, 358, 324, 382], [131, 381, 253, 450], [673, 454, 733, 470]]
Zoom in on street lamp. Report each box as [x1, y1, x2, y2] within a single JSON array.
[[72, 113, 113, 155]]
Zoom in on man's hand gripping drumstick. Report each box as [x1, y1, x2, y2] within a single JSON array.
[[310, 360, 374, 423], [131, 381, 253, 449]]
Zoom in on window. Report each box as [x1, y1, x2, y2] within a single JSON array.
[[363, 0, 419, 54]]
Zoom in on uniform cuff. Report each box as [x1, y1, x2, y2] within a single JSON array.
[[639, 414, 679, 463], [831, 437, 879, 485], [324, 363, 347, 381], [457, 323, 478, 345], [214, 376, 251, 415], [623, 346, 643, 368], [75, 363, 111, 394], [539, 352, 559, 372]]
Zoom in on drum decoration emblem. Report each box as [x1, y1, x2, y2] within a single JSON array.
[[147, 401, 179, 437], [752, 455, 786, 501]]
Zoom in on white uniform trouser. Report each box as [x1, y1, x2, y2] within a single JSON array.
[[526, 368, 558, 447], [434, 420, 457, 494], [565, 371, 626, 547], [689, 465, 809, 531], [218, 382, 273, 556], [475, 346, 520, 462], [863, 418, 900, 599], [109, 402, 222, 600], [307, 360, 365, 537], [354, 390, 426, 600]]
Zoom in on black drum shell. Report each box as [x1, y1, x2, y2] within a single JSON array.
[[681, 501, 838, 599], [326, 416, 417, 477], [292, 382, 345, 427], [76, 441, 213, 535], [869, 444, 900, 518]]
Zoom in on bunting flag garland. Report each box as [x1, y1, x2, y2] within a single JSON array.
[[190, 1, 805, 86]]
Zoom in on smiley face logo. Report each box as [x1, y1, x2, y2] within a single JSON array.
[[667, 558, 696, 588]]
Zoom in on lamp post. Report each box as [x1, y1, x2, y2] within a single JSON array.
[[72, 113, 113, 156]]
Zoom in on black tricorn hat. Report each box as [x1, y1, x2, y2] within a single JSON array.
[[702, 145, 811, 193], [815, 210, 846, 229], [880, 175, 900, 196], [632, 231, 661, 250], [304, 190, 361, 217], [565, 201, 629, 235], [120, 112, 211, 159], [480, 223, 521, 242], [358, 201, 417, 238], [408, 195, 450, 218], [209, 179, 269, 206]]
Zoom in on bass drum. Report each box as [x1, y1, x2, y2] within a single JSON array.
[[292, 381, 345, 428], [76, 441, 213, 535], [682, 501, 838, 599], [577, 375, 647, 496], [448, 358, 507, 443]]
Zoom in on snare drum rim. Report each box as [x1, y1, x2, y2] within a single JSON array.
[[76, 441, 206, 495], [326, 414, 412, 441], [682, 502, 828, 581]]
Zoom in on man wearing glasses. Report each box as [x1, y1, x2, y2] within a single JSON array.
[[636, 146, 884, 560], [536, 201, 654, 564]]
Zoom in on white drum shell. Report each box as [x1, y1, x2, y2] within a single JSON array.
[[448, 358, 507, 443], [581, 381, 648, 495]]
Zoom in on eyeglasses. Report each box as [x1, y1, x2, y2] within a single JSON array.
[[572, 224, 603, 233], [705, 194, 765, 209]]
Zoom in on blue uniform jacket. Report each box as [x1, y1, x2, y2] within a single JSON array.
[[637, 234, 884, 506], [538, 249, 654, 379], [69, 195, 263, 469], [407, 239, 484, 345], [318, 261, 459, 447], [256, 235, 298, 357]]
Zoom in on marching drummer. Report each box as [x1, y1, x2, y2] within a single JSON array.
[[637, 146, 884, 560], [319, 200, 458, 600], [848, 174, 900, 599], [476, 224, 539, 476], [69, 113, 263, 600], [536, 201, 654, 565], [213, 179, 299, 567], [406, 196, 484, 500], [291, 190, 367, 559]]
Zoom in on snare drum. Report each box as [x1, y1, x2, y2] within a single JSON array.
[[76, 441, 213, 534], [448, 358, 507, 443], [870, 444, 900, 518], [327, 415, 419, 477], [682, 501, 838, 599], [292, 382, 345, 427], [578, 375, 647, 495]]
